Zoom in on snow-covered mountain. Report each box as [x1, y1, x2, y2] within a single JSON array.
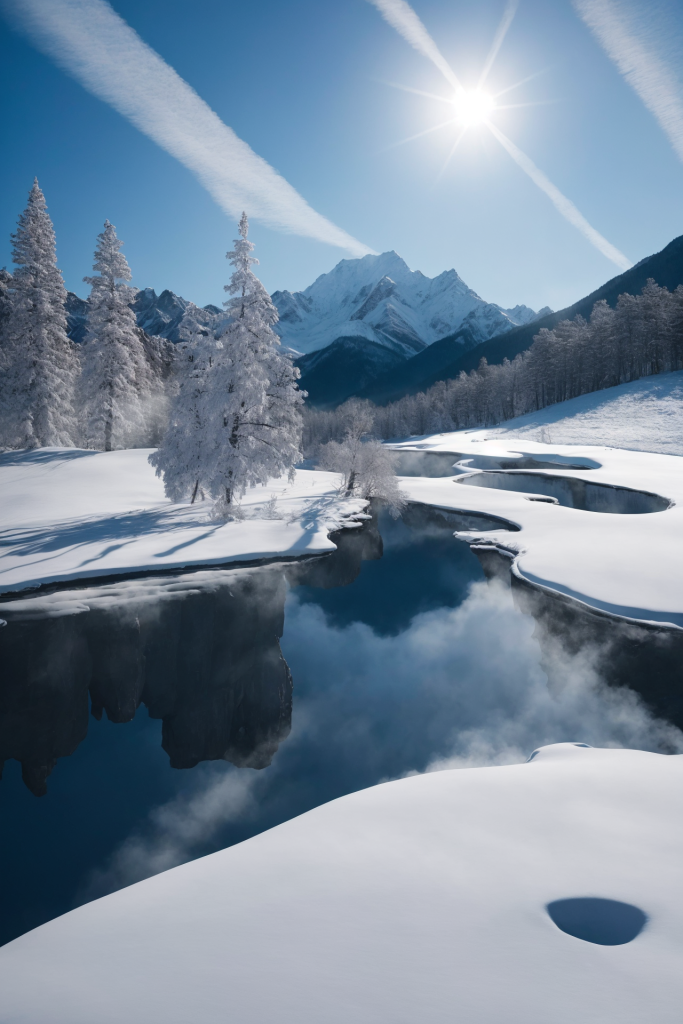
[[272, 251, 551, 357], [63, 252, 549, 363], [132, 288, 223, 341], [65, 288, 223, 344]]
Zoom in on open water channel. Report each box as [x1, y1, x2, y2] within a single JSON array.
[[1, 505, 681, 947]]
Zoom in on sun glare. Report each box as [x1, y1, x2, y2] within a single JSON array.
[[453, 89, 495, 127]]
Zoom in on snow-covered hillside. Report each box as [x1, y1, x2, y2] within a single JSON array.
[[272, 250, 550, 356], [1, 743, 680, 1023], [477, 370, 683, 456]]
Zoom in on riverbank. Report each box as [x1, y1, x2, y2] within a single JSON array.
[[393, 436, 683, 628]]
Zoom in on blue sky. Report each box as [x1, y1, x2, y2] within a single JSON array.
[[1, 0, 683, 314]]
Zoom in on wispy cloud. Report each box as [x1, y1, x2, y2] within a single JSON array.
[[1, 0, 373, 256], [488, 123, 632, 270], [365, 0, 461, 91], [368, 0, 632, 270], [574, 0, 683, 164]]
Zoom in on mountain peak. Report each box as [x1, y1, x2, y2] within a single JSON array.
[[272, 250, 539, 358]]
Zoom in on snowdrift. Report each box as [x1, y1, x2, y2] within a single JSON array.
[[0, 744, 680, 1023]]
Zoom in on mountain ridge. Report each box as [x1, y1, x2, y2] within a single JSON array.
[[272, 249, 548, 360], [65, 288, 222, 344], [363, 233, 683, 405]]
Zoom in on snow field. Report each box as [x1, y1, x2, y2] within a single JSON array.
[[0, 448, 367, 594], [0, 744, 680, 1023]]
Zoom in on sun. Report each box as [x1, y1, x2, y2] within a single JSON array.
[[452, 89, 496, 127]]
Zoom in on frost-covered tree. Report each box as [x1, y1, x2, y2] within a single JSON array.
[[149, 304, 214, 502], [0, 268, 12, 376], [0, 180, 78, 449], [208, 213, 304, 511], [317, 401, 405, 516], [79, 221, 155, 451]]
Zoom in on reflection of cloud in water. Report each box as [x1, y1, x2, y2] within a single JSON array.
[[86, 580, 683, 900]]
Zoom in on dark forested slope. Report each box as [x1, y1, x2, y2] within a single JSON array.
[[360, 234, 683, 404]]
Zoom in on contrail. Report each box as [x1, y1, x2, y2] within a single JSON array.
[[574, 0, 683, 164], [479, 0, 519, 88], [1, 0, 373, 256], [365, 0, 461, 91], [488, 124, 632, 270], [369, 0, 632, 269]]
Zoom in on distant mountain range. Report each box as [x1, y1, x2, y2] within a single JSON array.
[[65, 288, 222, 344], [63, 251, 550, 407], [60, 233, 683, 411]]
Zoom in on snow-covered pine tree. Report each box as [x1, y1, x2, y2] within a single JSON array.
[[208, 213, 304, 511], [0, 268, 12, 376], [79, 220, 155, 451], [0, 180, 79, 449], [148, 304, 215, 502]]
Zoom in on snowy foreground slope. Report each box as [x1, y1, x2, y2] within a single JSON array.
[[0, 449, 367, 594], [481, 369, 683, 455], [0, 744, 680, 1024]]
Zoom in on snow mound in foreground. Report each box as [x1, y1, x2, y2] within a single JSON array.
[[0, 744, 681, 1023], [482, 370, 683, 455]]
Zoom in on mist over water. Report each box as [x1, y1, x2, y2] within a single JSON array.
[[1, 509, 681, 944]]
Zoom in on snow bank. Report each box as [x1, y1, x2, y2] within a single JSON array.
[[0, 448, 367, 594], [0, 744, 680, 1023], [391, 433, 683, 628], [480, 370, 683, 455]]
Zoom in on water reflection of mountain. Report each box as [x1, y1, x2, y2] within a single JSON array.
[[0, 520, 383, 796]]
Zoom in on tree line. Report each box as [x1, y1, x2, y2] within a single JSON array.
[[0, 181, 303, 516], [0, 180, 401, 515], [304, 278, 683, 448], [4, 179, 680, 516]]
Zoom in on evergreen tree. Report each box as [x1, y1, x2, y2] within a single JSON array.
[[149, 305, 214, 502], [208, 213, 304, 510], [79, 221, 154, 451], [0, 269, 12, 378], [0, 180, 78, 449]]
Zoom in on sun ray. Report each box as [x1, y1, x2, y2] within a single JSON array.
[[494, 100, 559, 111], [435, 126, 468, 181], [492, 68, 550, 99], [478, 0, 519, 88], [369, 0, 632, 270], [380, 117, 460, 153], [376, 79, 454, 104]]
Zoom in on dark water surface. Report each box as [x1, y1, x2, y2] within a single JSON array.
[[0, 510, 486, 946], [1, 506, 681, 949]]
